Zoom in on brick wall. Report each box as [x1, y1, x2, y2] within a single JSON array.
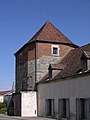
[[15, 42, 36, 92], [37, 42, 73, 58], [15, 42, 74, 92]]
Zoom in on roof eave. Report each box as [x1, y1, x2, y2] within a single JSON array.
[[14, 39, 78, 56], [14, 40, 36, 56], [39, 70, 90, 84]]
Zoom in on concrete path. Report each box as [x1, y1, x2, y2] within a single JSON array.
[[0, 115, 56, 120]]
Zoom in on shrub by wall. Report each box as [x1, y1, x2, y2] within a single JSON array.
[[0, 101, 7, 114]]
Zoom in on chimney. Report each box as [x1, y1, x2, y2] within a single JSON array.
[[48, 64, 52, 79]]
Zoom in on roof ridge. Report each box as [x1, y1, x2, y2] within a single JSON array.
[[28, 21, 51, 42], [28, 21, 76, 45]]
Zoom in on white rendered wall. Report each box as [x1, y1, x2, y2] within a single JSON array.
[[38, 75, 90, 120], [0, 96, 4, 102], [21, 91, 37, 117]]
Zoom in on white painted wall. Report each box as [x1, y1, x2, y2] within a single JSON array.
[[21, 91, 37, 117], [0, 96, 4, 103], [38, 74, 90, 120]]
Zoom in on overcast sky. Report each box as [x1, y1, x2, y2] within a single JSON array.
[[0, 0, 90, 90]]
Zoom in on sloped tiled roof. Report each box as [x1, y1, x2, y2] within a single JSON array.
[[0, 90, 12, 96], [15, 21, 78, 55], [40, 43, 90, 83], [28, 21, 76, 45], [54, 43, 90, 80]]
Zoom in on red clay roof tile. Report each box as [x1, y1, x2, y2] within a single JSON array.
[[53, 43, 90, 80], [29, 21, 76, 45], [0, 90, 12, 96], [15, 21, 78, 55]]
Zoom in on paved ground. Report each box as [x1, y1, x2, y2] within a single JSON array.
[[0, 115, 56, 120]]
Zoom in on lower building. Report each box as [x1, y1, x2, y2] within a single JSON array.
[[38, 72, 90, 120]]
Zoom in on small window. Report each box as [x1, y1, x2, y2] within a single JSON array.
[[58, 98, 70, 119], [45, 99, 54, 117], [76, 98, 90, 120], [53, 47, 58, 54], [52, 45, 59, 56], [62, 99, 67, 117]]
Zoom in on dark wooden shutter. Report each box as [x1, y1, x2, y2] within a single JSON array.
[[86, 98, 90, 120], [76, 98, 81, 120], [58, 99, 62, 118], [45, 99, 49, 116], [51, 99, 54, 117], [66, 99, 70, 119]]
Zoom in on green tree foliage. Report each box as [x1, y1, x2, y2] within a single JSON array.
[[0, 101, 7, 114]]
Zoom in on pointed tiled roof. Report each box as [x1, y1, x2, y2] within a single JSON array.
[[15, 21, 78, 55], [28, 21, 76, 45]]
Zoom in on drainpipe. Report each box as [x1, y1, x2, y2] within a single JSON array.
[[35, 40, 37, 91]]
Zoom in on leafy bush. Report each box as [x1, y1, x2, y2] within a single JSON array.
[[0, 107, 7, 114], [0, 101, 7, 114], [0, 101, 6, 108]]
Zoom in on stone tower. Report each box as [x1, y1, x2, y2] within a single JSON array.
[[14, 21, 77, 93]]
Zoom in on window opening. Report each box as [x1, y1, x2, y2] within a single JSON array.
[[81, 99, 85, 119], [45, 99, 54, 117], [62, 99, 66, 117], [76, 98, 88, 120], [53, 47, 58, 54], [58, 98, 70, 118], [52, 45, 59, 56]]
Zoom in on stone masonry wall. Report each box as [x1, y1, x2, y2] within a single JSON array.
[[16, 62, 28, 93], [27, 60, 36, 90], [36, 55, 61, 82], [16, 60, 36, 92]]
